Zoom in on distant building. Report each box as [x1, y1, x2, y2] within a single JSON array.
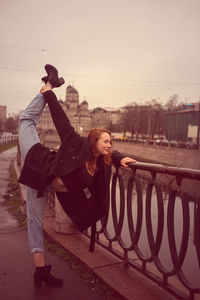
[[37, 85, 121, 137], [91, 107, 122, 129], [0, 105, 7, 120], [38, 85, 92, 136], [0, 105, 7, 131], [165, 104, 199, 142]]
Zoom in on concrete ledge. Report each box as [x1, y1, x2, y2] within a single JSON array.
[[43, 208, 177, 300]]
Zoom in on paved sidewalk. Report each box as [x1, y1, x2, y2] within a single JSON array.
[[0, 147, 104, 300]]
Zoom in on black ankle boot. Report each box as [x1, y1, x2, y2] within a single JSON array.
[[41, 64, 65, 88], [33, 265, 63, 287]]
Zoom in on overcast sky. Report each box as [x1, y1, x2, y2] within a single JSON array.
[[0, 0, 200, 115]]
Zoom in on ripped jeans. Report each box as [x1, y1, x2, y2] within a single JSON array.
[[18, 93, 46, 253]]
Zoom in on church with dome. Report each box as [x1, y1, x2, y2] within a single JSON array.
[[37, 84, 122, 144]]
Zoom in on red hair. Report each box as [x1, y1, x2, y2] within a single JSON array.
[[87, 128, 112, 167]]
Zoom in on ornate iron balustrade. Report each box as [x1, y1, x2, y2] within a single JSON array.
[[85, 162, 200, 300]]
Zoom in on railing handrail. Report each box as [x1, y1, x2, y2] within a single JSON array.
[[128, 161, 200, 180]]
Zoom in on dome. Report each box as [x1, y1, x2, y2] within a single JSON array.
[[81, 100, 88, 105], [92, 107, 106, 113], [66, 85, 78, 94]]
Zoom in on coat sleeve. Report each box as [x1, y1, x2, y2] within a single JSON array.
[[43, 90, 80, 142], [111, 150, 126, 168]]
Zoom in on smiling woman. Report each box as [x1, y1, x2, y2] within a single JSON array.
[[96, 131, 112, 155]]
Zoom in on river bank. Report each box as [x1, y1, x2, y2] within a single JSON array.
[[112, 141, 200, 200]]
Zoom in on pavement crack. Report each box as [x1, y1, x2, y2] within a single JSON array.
[[92, 261, 124, 270]]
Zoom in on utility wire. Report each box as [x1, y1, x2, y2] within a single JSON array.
[[0, 66, 199, 87], [1, 44, 200, 68]]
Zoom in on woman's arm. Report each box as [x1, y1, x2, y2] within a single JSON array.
[[112, 150, 136, 168], [51, 177, 68, 192], [42, 90, 80, 142]]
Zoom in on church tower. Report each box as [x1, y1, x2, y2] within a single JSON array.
[[65, 85, 79, 112]]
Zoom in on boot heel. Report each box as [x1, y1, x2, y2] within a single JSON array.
[[33, 265, 63, 287], [41, 64, 65, 88], [34, 276, 42, 287]]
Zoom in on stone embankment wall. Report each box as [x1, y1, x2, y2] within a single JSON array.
[[113, 141, 200, 198], [40, 135, 200, 197], [41, 135, 200, 169], [113, 141, 200, 170]]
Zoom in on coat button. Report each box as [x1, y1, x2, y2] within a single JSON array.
[[60, 159, 63, 163], [72, 156, 76, 160]]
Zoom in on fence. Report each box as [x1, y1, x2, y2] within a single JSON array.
[[85, 162, 200, 300], [18, 136, 199, 299], [0, 134, 18, 145]]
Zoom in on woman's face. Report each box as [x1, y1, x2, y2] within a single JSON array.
[[96, 132, 112, 155]]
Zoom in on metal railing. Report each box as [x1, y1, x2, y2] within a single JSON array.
[[0, 134, 18, 145], [85, 162, 200, 300]]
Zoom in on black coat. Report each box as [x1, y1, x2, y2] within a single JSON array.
[[19, 91, 125, 193], [19, 141, 124, 230], [19, 141, 124, 197], [19, 90, 125, 229]]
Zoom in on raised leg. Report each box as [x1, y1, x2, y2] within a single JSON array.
[[18, 93, 46, 159]]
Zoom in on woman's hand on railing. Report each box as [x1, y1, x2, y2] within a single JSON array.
[[120, 157, 136, 168]]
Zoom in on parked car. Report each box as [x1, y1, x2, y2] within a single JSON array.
[[132, 137, 137, 143], [148, 139, 154, 145], [186, 141, 198, 150], [137, 139, 144, 144], [155, 139, 162, 145], [161, 139, 169, 146], [177, 141, 187, 149], [169, 140, 178, 147]]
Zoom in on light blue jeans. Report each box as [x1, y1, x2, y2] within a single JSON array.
[[18, 93, 46, 254]]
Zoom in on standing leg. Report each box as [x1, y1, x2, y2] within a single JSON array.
[[26, 187, 46, 262]]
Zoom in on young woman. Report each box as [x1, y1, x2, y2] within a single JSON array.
[[18, 64, 136, 287]]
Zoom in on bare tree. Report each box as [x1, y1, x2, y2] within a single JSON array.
[[165, 94, 180, 111], [145, 99, 165, 139], [121, 103, 140, 138], [0, 118, 4, 132], [5, 116, 19, 133], [121, 99, 166, 140]]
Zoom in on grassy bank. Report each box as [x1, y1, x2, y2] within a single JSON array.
[[2, 161, 27, 228], [0, 142, 18, 153]]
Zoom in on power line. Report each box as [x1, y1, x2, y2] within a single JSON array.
[[1, 44, 200, 68], [0, 66, 200, 87]]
